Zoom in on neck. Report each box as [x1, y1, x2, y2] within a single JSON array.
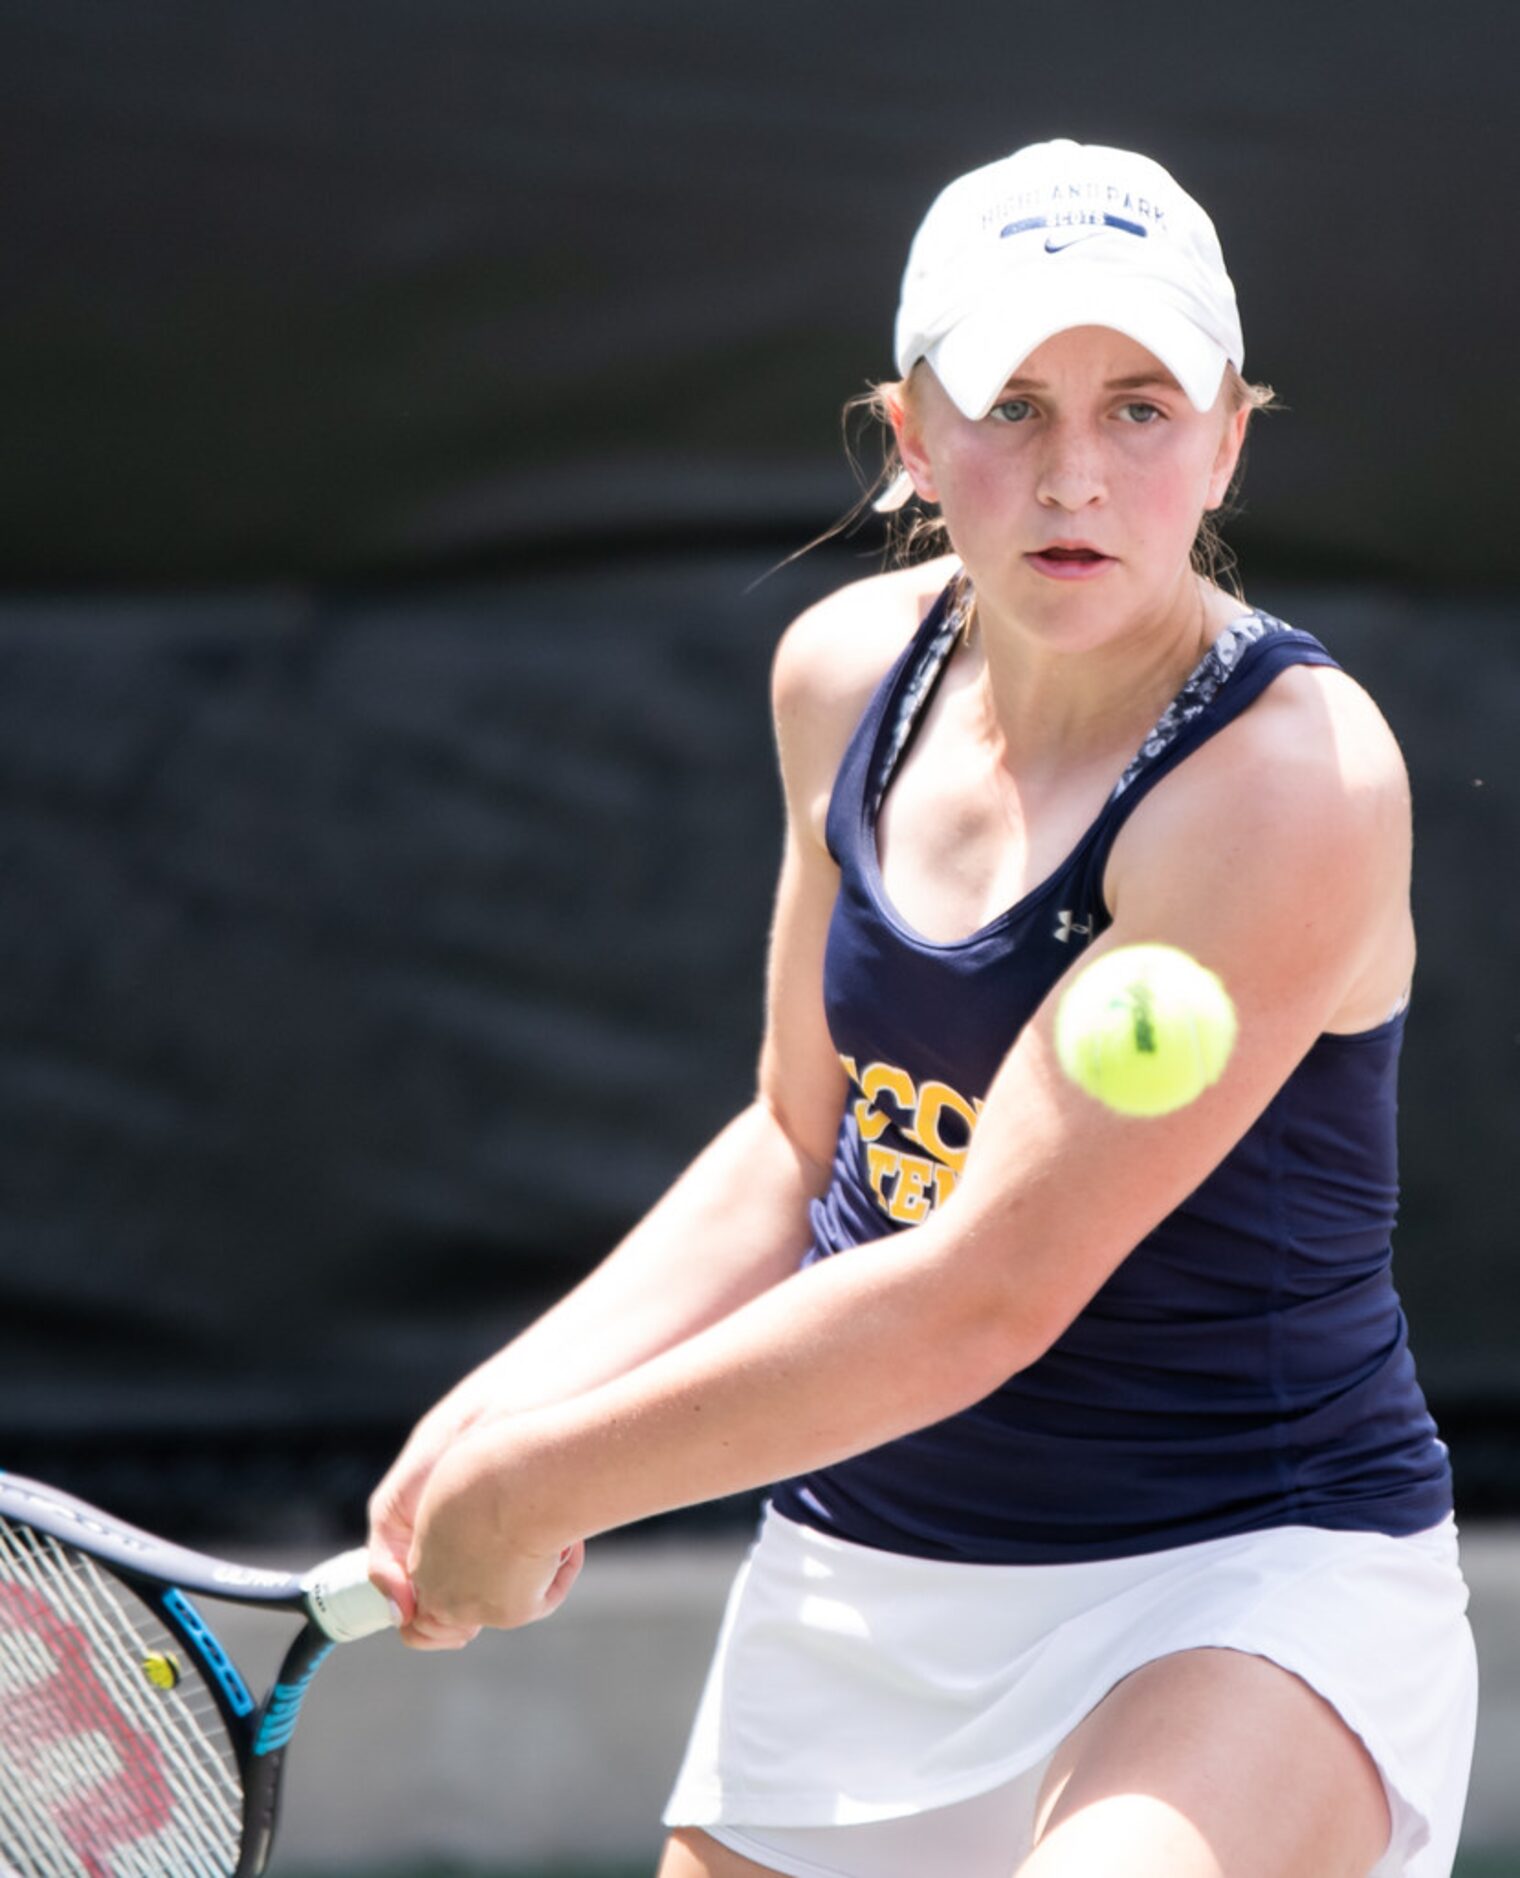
[[959, 571, 1235, 776]]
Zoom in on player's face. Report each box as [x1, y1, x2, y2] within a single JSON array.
[[894, 327, 1249, 645]]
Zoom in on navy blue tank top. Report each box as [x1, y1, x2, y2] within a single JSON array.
[[772, 579, 1454, 1563]]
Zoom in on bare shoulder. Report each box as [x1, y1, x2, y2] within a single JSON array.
[[1109, 647, 1414, 1031], [1133, 649, 1408, 839], [771, 554, 960, 839], [772, 553, 959, 714], [1221, 657, 1409, 816]]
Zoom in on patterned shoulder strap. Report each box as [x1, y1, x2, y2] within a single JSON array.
[[1111, 611, 1296, 800], [869, 576, 973, 818]]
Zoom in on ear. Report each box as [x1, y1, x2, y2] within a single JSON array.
[[887, 378, 941, 505], [1204, 401, 1251, 512]]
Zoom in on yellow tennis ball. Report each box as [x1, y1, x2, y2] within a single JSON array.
[[1055, 943, 1237, 1117]]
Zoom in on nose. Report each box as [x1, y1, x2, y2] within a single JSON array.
[[1035, 423, 1107, 511]]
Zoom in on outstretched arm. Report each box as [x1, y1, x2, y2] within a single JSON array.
[[366, 1096, 831, 1642]]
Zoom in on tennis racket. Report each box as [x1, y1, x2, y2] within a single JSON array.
[[0, 1468, 396, 1877]]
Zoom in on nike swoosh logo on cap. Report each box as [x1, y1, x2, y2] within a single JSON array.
[[1006, 212, 1150, 249]]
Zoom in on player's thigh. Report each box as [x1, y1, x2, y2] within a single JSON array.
[[658, 1828, 785, 1877], [1021, 1645, 1391, 1878]]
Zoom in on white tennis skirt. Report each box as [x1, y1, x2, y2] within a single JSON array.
[[664, 1505, 1477, 1878]]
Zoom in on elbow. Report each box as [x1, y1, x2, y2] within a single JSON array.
[[753, 1086, 838, 1198], [958, 1301, 1054, 1404], [919, 1226, 1066, 1406], [920, 1239, 1059, 1412]]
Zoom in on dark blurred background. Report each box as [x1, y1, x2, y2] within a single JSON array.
[[1, 0, 1516, 1543]]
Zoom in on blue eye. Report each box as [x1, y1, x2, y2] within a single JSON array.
[[1120, 401, 1164, 424], [989, 398, 1035, 424]]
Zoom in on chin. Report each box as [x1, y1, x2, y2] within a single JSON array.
[[1019, 570, 1130, 620]]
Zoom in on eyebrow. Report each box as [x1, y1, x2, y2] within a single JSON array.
[[1000, 371, 1180, 392]]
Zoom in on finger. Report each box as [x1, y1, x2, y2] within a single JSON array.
[[401, 1614, 482, 1652], [362, 1487, 411, 1562], [367, 1547, 418, 1627], [365, 1513, 418, 1620]]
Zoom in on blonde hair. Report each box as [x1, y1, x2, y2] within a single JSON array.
[[1190, 368, 1277, 596], [838, 363, 1277, 599]]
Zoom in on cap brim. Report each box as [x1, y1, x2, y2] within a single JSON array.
[[923, 279, 1232, 418]]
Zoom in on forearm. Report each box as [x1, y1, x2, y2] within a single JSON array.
[[411, 1205, 1025, 1605], [371, 1094, 835, 1640]]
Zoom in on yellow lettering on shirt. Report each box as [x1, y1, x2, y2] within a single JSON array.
[[865, 1143, 897, 1207], [886, 1153, 935, 1225], [840, 1055, 981, 1225], [853, 1062, 915, 1144], [913, 1080, 979, 1174]]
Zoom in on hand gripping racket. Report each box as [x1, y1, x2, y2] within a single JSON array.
[[0, 1469, 396, 1877]]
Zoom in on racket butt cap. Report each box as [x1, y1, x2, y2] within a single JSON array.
[[302, 1548, 395, 1642]]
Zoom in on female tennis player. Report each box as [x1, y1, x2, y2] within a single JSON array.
[[368, 140, 1477, 1876]]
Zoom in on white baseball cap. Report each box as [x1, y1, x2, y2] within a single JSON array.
[[893, 140, 1244, 421]]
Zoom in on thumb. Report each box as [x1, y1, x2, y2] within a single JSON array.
[[366, 1542, 417, 1628]]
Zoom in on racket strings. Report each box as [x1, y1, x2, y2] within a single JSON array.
[[26, 1564, 239, 1878], [0, 1519, 243, 1878]]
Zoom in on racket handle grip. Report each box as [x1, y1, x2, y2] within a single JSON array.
[[302, 1548, 397, 1642]]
